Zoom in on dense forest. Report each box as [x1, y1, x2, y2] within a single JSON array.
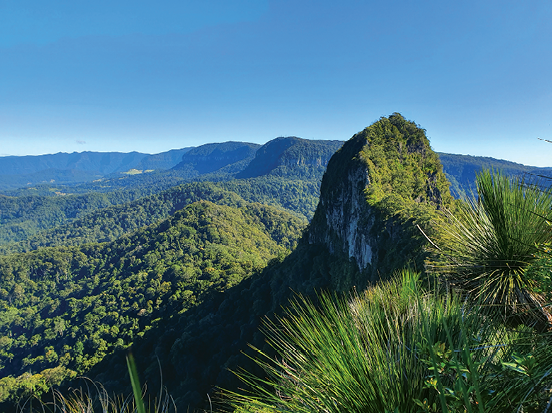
[[0, 178, 320, 255], [0, 200, 305, 405], [0, 136, 339, 409], [1, 121, 552, 412]]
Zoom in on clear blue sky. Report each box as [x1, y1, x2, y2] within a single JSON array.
[[1, 0, 551, 166]]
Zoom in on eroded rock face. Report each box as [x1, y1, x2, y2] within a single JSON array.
[[307, 113, 451, 285]]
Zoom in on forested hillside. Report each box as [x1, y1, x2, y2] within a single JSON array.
[[1, 126, 551, 412], [172, 142, 260, 176], [0, 177, 320, 254], [0, 200, 305, 406], [237, 137, 342, 179]]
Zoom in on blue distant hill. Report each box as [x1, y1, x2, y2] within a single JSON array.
[[0, 141, 550, 195], [437, 152, 552, 197], [0, 148, 192, 190]]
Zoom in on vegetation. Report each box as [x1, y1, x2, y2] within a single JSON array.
[[172, 142, 260, 174], [2, 117, 552, 413], [361, 114, 452, 212], [13, 354, 175, 413], [308, 113, 454, 286], [430, 170, 552, 329], [359, 113, 454, 275], [0, 183, 247, 253], [227, 271, 552, 412], [237, 137, 342, 180], [0, 178, 320, 253], [0, 201, 306, 407], [227, 166, 552, 412]]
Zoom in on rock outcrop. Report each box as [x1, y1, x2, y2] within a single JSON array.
[[307, 113, 452, 285]]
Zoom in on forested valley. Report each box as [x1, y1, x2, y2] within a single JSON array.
[[2, 122, 552, 412], [0, 137, 341, 409]]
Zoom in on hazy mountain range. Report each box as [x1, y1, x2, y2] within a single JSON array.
[[1, 138, 550, 195]]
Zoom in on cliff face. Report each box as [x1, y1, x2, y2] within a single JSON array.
[[307, 113, 452, 285]]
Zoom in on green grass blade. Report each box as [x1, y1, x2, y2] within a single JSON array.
[[126, 352, 146, 413]]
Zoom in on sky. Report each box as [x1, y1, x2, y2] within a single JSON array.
[[1, 0, 551, 166]]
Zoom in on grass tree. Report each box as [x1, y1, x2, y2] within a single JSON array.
[[225, 270, 552, 412], [429, 169, 552, 328]]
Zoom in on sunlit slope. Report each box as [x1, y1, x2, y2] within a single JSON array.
[[0, 200, 306, 405]]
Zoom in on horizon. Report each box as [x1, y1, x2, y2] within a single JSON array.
[[1, 135, 551, 169], [1, 1, 551, 166]]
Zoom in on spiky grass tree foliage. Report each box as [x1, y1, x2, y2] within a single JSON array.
[[429, 169, 552, 327], [225, 271, 552, 412]]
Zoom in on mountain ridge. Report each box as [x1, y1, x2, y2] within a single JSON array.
[[1, 140, 550, 195], [1, 115, 549, 411]]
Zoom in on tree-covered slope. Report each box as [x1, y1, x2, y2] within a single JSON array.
[[171, 142, 260, 175], [237, 137, 343, 180], [0, 183, 247, 253], [0, 200, 306, 406], [133, 147, 193, 171], [0, 176, 319, 253]]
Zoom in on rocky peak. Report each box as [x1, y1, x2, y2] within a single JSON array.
[[307, 113, 452, 285]]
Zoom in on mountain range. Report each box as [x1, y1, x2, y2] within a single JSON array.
[[0, 116, 551, 412], [1, 137, 550, 196]]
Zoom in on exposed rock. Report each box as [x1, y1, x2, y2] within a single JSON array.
[[308, 113, 452, 285]]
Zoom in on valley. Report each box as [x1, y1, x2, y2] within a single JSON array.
[[1, 116, 551, 412]]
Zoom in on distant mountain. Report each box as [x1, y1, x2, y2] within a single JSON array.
[[0, 151, 149, 176], [0, 168, 105, 190], [0, 150, 174, 190], [2, 139, 551, 197], [237, 137, 343, 179], [171, 141, 260, 176], [134, 147, 193, 170], [438, 153, 552, 197]]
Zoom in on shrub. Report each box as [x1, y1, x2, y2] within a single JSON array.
[[429, 169, 552, 328], [225, 270, 552, 412]]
